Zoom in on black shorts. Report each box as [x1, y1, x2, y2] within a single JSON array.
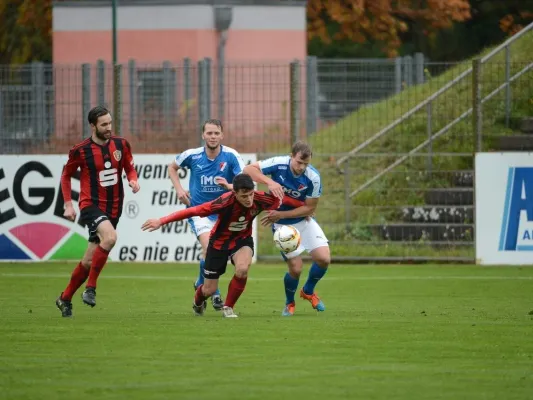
[[79, 205, 119, 244], [203, 237, 254, 279]]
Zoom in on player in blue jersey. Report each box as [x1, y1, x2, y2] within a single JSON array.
[[168, 119, 245, 310], [244, 141, 330, 316]]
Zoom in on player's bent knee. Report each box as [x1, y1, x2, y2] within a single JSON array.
[[287, 257, 303, 276], [311, 247, 331, 267], [101, 232, 117, 249], [235, 264, 250, 279], [315, 257, 331, 268]]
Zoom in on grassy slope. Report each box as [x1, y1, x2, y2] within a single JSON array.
[[259, 31, 533, 258]]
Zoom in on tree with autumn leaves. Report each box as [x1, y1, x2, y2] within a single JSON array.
[[308, 0, 472, 58], [308, 0, 533, 60], [0, 0, 532, 64]]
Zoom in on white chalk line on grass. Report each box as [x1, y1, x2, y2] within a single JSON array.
[[1, 273, 533, 281]]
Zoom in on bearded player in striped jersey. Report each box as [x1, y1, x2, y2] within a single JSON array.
[[56, 106, 140, 317]]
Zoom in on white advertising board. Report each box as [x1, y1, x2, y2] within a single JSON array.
[[475, 152, 533, 265], [0, 154, 257, 263]]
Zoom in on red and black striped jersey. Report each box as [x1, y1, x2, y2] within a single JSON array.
[[61, 136, 138, 219], [160, 191, 304, 251]]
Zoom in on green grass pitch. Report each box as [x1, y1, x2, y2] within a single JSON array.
[[1, 262, 532, 400]]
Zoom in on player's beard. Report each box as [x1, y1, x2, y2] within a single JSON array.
[[95, 127, 111, 141], [206, 142, 220, 151]]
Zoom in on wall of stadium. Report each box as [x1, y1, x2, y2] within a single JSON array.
[[52, 0, 307, 146], [0, 154, 257, 263], [475, 152, 533, 265]]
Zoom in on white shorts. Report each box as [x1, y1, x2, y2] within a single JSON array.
[[272, 218, 329, 260], [188, 216, 215, 238]]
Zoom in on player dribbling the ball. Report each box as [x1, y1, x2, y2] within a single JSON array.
[[142, 173, 303, 318]]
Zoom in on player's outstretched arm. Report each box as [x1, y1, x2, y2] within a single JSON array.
[[281, 196, 305, 209], [260, 197, 318, 226], [141, 193, 231, 232]]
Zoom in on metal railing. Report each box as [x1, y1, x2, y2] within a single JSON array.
[[337, 21, 533, 200]]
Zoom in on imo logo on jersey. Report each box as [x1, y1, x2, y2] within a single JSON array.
[[200, 175, 223, 192], [499, 167, 533, 251], [283, 186, 303, 198]]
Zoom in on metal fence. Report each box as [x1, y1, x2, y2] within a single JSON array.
[[0, 54, 432, 155], [1, 54, 531, 261]]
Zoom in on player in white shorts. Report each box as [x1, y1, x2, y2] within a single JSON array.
[[244, 141, 330, 316], [168, 119, 245, 310]]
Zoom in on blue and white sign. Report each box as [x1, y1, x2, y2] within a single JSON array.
[[476, 153, 533, 265]]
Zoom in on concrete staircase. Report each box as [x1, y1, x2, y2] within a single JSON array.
[[374, 117, 533, 245]]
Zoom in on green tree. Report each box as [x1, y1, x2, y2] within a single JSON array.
[[0, 0, 52, 64], [402, 0, 533, 61]]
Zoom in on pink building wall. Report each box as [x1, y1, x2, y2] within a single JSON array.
[[52, 1, 307, 152]]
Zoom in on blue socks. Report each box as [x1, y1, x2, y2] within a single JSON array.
[[285, 263, 328, 304], [284, 272, 299, 305], [195, 259, 220, 296], [302, 262, 328, 295]]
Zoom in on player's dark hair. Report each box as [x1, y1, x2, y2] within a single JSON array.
[[291, 140, 312, 159], [88, 106, 111, 125], [233, 173, 254, 192], [202, 118, 223, 132]]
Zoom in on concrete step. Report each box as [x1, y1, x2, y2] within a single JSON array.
[[424, 188, 474, 206], [491, 135, 533, 151], [401, 206, 474, 224], [371, 223, 474, 242], [452, 170, 473, 187], [521, 117, 533, 134]]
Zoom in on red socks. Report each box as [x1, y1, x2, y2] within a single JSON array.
[[224, 275, 247, 308], [86, 245, 110, 288], [62, 262, 89, 301], [61, 246, 109, 300], [194, 284, 207, 306], [195, 276, 247, 308]]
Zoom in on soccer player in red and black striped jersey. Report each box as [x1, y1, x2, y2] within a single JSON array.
[[55, 106, 140, 317], [141, 173, 302, 318]]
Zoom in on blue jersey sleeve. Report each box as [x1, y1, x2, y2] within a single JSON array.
[[231, 152, 245, 176], [258, 156, 290, 176], [305, 168, 322, 198], [175, 149, 193, 169]]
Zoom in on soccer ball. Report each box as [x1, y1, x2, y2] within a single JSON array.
[[273, 225, 301, 254]]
